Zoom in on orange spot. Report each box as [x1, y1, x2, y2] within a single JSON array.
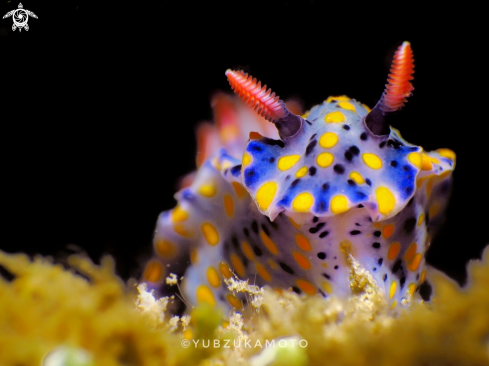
[[206, 266, 221, 288], [230, 253, 245, 277], [404, 242, 418, 261], [249, 131, 263, 140], [374, 222, 382, 229], [296, 279, 316, 295], [288, 216, 301, 229], [142, 260, 164, 283], [417, 212, 425, 227], [196, 285, 216, 306], [201, 223, 219, 246], [219, 261, 232, 279], [419, 270, 426, 284], [408, 283, 417, 296], [241, 241, 255, 261], [260, 230, 279, 255], [172, 205, 189, 222], [268, 259, 278, 270], [293, 251, 311, 270], [407, 253, 423, 272], [295, 234, 311, 251], [173, 224, 192, 237], [421, 153, 434, 171], [223, 194, 234, 218], [226, 294, 242, 309], [231, 182, 246, 198], [382, 224, 395, 239], [190, 249, 199, 265], [154, 239, 176, 258], [256, 263, 271, 281], [388, 242, 401, 260]]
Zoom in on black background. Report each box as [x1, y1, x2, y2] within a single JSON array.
[[1, 3, 486, 285]]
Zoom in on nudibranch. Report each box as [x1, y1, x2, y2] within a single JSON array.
[[143, 42, 456, 310]]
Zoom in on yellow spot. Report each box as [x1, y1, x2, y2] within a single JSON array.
[[349, 171, 365, 185], [338, 101, 356, 112], [330, 195, 349, 214], [201, 223, 219, 246], [316, 152, 334, 168], [230, 253, 245, 277], [430, 156, 440, 164], [184, 329, 193, 340], [326, 96, 350, 102], [408, 152, 422, 169], [363, 153, 383, 169], [278, 155, 301, 171], [408, 283, 417, 296], [223, 194, 234, 218], [172, 206, 188, 222], [260, 230, 279, 255], [419, 270, 426, 284], [407, 253, 423, 272], [288, 216, 301, 229], [190, 249, 199, 265], [256, 263, 271, 281], [196, 285, 216, 306], [199, 184, 216, 197], [295, 234, 311, 251], [301, 111, 310, 118], [173, 224, 192, 237], [389, 281, 397, 299], [296, 279, 316, 295], [206, 266, 221, 288], [382, 224, 395, 239], [321, 263, 328, 268], [417, 212, 425, 227], [437, 148, 456, 161], [388, 242, 401, 260], [154, 239, 176, 258], [232, 182, 247, 198], [226, 294, 242, 309], [429, 203, 440, 218], [142, 260, 164, 283], [324, 111, 345, 123], [376, 187, 396, 215], [292, 192, 314, 212], [268, 259, 278, 270], [296, 166, 308, 178], [426, 178, 435, 198], [218, 261, 232, 279], [242, 152, 252, 167], [293, 251, 311, 270], [321, 281, 332, 294], [241, 240, 255, 261], [391, 300, 398, 309], [404, 242, 418, 261], [421, 153, 433, 171], [319, 132, 338, 148], [256, 182, 277, 211], [362, 103, 371, 112]]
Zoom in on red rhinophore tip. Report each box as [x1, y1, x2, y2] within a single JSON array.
[[225, 69, 288, 123], [379, 41, 415, 113]]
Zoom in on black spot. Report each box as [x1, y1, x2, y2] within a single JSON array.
[[357, 204, 364, 208], [318, 289, 327, 297], [285, 175, 290, 181], [241, 256, 249, 268], [322, 183, 330, 191], [305, 140, 317, 156], [279, 262, 294, 275], [355, 191, 367, 200], [407, 197, 414, 207], [262, 137, 285, 148], [419, 281, 432, 301], [269, 157, 275, 163], [383, 274, 388, 282], [387, 139, 404, 149], [319, 231, 329, 238], [347, 179, 356, 185], [373, 231, 381, 237], [372, 242, 381, 249], [309, 222, 326, 234], [416, 273, 420, 280], [232, 236, 239, 249], [360, 132, 367, 141], [309, 133, 317, 141], [322, 273, 331, 280], [268, 218, 279, 229], [243, 228, 250, 236], [379, 141, 386, 148], [334, 164, 345, 174], [378, 258, 383, 265], [253, 246, 262, 256], [334, 265, 339, 270], [403, 218, 416, 233], [392, 259, 402, 273], [261, 224, 270, 236], [250, 144, 263, 152], [405, 186, 413, 195], [365, 178, 372, 186], [313, 216, 319, 223], [400, 276, 406, 289], [344, 151, 353, 161], [390, 160, 398, 167], [231, 165, 242, 175], [309, 167, 317, 176], [373, 267, 377, 271], [305, 120, 312, 125], [350, 230, 361, 235], [245, 169, 255, 179], [319, 201, 326, 210], [291, 179, 301, 188], [425, 211, 430, 225], [349, 146, 360, 155], [343, 124, 350, 130], [403, 165, 410, 171], [252, 221, 258, 234], [317, 252, 326, 260], [355, 223, 361, 226], [292, 286, 301, 294]]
